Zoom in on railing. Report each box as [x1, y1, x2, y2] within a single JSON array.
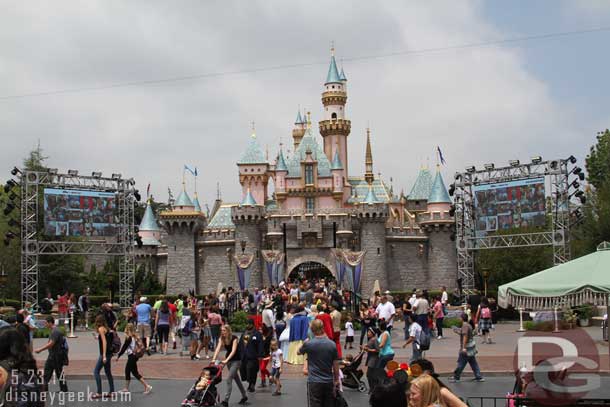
[[267, 207, 354, 216], [225, 292, 243, 321]]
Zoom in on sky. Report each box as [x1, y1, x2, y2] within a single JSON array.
[[1, 1, 609, 210]]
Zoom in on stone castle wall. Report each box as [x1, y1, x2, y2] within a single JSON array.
[[164, 225, 197, 295]]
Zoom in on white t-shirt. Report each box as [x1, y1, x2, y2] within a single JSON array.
[[375, 301, 396, 326], [408, 295, 417, 307], [441, 291, 448, 305], [409, 322, 422, 343], [271, 349, 283, 368], [345, 321, 354, 337], [262, 308, 275, 329]]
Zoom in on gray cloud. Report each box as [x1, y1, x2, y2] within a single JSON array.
[[0, 1, 599, 210]]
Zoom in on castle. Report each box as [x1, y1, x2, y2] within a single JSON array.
[[135, 48, 457, 298]]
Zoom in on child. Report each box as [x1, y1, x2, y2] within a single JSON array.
[[269, 340, 283, 396], [344, 315, 354, 349], [182, 368, 212, 406]]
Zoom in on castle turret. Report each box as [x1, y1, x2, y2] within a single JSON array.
[[275, 148, 288, 203], [139, 199, 161, 246], [292, 110, 306, 151], [331, 149, 344, 204], [232, 189, 265, 289], [364, 128, 374, 185], [237, 128, 269, 206], [426, 167, 451, 216], [160, 181, 206, 295], [192, 192, 203, 213], [319, 46, 351, 179]]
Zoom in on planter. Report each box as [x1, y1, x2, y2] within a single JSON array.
[[579, 318, 590, 327]]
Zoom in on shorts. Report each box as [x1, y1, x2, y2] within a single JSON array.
[[183, 332, 198, 347], [137, 323, 151, 338], [345, 336, 354, 343], [271, 367, 281, 379], [157, 325, 170, 343]]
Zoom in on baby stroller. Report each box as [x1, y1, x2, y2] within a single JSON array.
[[341, 351, 367, 393], [181, 364, 223, 407]]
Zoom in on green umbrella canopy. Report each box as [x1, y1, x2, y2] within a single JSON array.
[[498, 242, 610, 309]]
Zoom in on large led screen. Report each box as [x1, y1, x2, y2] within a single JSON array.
[[44, 188, 117, 237], [474, 178, 546, 236]]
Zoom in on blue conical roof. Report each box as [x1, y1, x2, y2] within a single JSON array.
[[326, 55, 341, 84], [331, 150, 343, 170], [294, 110, 303, 125], [276, 149, 288, 172], [139, 201, 160, 231], [339, 67, 347, 81], [428, 170, 451, 204], [175, 189, 194, 207], [364, 184, 380, 205], [408, 168, 433, 200], [193, 194, 202, 212], [238, 135, 267, 164], [240, 189, 258, 206]]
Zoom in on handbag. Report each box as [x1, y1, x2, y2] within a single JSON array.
[[465, 338, 477, 357]]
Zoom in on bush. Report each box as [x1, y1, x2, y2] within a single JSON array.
[[34, 326, 67, 338], [0, 299, 21, 309], [442, 317, 462, 328], [229, 311, 249, 333], [523, 321, 572, 331]]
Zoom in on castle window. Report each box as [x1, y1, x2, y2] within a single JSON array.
[[332, 85, 335, 89], [306, 197, 315, 213], [331, 112, 337, 119], [305, 164, 314, 185]]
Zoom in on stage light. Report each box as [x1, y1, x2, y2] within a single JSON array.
[[8, 192, 17, 201], [454, 173, 463, 181], [67, 169, 78, 176], [4, 179, 17, 193], [574, 190, 584, 198], [133, 190, 141, 202], [135, 234, 143, 248], [3, 202, 15, 216], [48, 168, 58, 175], [11, 167, 21, 176], [509, 160, 520, 167], [578, 172, 585, 181], [465, 166, 476, 173], [571, 180, 580, 189], [448, 184, 456, 197], [531, 156, 542, 164], [579, 195, 586, 205], [567, 155, 577, 164], [449, 204, 456, 217], [127, 178, 135, 186], [549, 160, 559, 170], [111, 173, 122, 180], [484, 163, 494, 170], [571, 167, 582, 175], [5, 231, 16, 240], [7, 219, 18, 227], [91, 171, 102, 178]]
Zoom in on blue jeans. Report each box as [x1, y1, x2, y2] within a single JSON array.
[[377, 353, 394, 369], [410, 343, 422, 363], [93, 355, 115, 394], [453, 352, 482, 380]]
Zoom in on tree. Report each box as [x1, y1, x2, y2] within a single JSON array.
[[23, 141, 49, 171]]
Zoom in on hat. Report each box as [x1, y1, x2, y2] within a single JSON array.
[[140, 296, 147, 303], [384, 290, 391, 295], [264, 299, 274, 309]]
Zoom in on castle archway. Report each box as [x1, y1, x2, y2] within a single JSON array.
[[286, 255, 336, 283]]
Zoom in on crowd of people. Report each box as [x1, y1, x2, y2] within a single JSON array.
[[0, 279, 501, 406]]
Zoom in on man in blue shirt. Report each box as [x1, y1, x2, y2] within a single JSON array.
[[298, 319, 340, 407], [240, 319, 263, 393], [136, 297, 152, 353]]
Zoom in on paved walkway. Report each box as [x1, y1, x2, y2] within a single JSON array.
[[34, 321, 610, 379]]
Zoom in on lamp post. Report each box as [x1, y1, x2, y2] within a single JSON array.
[[482, 269, 490, 298], [0, 263, 7, 306]]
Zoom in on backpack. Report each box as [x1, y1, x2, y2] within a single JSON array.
[[417, 330, 431, 351], [182, 318, 194, 337], [133, 337, 145, 359], [111, 331, 121, 355], [481, 307, 491, 319], [2, 365, 45, 407]]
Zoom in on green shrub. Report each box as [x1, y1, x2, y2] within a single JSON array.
[[34, 326, 67, 338], [0, 299, 21, 309], [442, 317, 462, 328], [523, 321, 572, 331], [230, 311, 249, 333]]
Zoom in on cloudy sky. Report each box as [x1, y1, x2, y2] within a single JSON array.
[[1, 1, 609, 209]]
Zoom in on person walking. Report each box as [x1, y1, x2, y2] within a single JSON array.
[[155, 299, 172, 355], [240, 319, 263, 393], [449, 313, 484, 383], [298, 319, 341, 407], [329, 302, 343, 358], [78, 289, 90, 329], [212, 325, 248, 407], [413, 291, 430, 334], [116, 323, 152, 395], [92, 315, 115, 399], [433, 296, 444, 340], [208, 306, 223, 350], [475, 297, 493, 344], [377, 320, 395, 368], [375, 294, 396, 333], [34, 316, 68, 392], [402, 314, 423, 363], [359, 302, 372, 346], [136, 297, 153, 355], [362, 327, 381, 393]]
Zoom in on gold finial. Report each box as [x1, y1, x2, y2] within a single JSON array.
[[251, 121, 256, 138], [306, 111, 311, 129], [331, 41, 335, 56]]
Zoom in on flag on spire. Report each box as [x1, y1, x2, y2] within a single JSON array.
[[146, 183, 151, 198], [184, 165, 198, 176], [437, 146, 446, 165]]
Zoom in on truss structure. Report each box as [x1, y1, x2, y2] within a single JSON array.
[[19, 170, 136, 307], [454, 159, 572, 292]]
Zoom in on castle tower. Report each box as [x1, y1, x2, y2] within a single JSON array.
[[331, 149, 344, 204], [364, 128, 374, 185], [139, 199, 161, 245], [356, 184, 389, 295], [292, 110, 306, 151], [237, 127, 270, 206], [192, 192, 203, 213], [160, 183, 206, 295], [275, 148, 288, 203], [232, 188, 265, 289], [319, 46, 351, 179]]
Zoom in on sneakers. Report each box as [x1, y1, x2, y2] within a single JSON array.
[[144, 385, 153, 395], [221, 401, 229, 407], [448, 377, 460, 383], [474, 377, 485, 382], [194, 354, 201, 360], [238, 396, 249, 405], [437, 336, 442, 340]]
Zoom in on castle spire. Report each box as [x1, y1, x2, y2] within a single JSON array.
[[364, 127, 374, 184], [325, 44, 341, 84]]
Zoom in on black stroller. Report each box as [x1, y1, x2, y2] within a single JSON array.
[[341, 351, 367, 393], [181, 364, 223, 407]]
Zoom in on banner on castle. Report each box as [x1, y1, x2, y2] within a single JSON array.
[[331, 249, 365, 292], [234, 253, 255, 290], [262, 250, 285, 287]]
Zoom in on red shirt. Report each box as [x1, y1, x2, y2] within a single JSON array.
[[58, 295, 69, 313], [316, 313, 334, 340], [168, 302, 177, 315]]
